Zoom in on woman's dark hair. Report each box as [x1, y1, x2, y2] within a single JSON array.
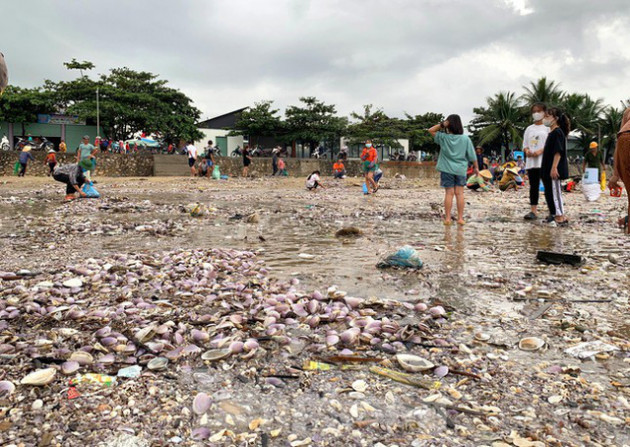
[[547, 107, 571, 136], [312, 170, 320, 175], [445, 114, 464, 135], [531, 102, 547, 112]]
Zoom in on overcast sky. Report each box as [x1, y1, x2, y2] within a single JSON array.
[[2, 0, 629, 124]]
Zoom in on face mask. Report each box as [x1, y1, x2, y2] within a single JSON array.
[[366, 143, 372, 148], [532, 112, 544, 122], [542, 118, 554, 127]]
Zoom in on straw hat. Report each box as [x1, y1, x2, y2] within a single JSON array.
[[479, 169, 492, 180], [506, 167, 519, 175], [48, 148, 55, 153], [23, 145, 32, 152]]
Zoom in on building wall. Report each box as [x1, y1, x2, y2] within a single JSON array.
[[195, 128, 244, 156], [0, 121, 103, 153]]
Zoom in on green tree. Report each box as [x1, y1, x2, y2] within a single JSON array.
[[51, 67, 202, 142], [229, 100, 283, 146], [346, 104, 404, 149], [469, 91, 527, 161], [561, 93, 604, 151], [283, 96, 347, 152], [599, 106, 623, 161], [522, 77, 564, 107], [63, 58, 95, 77], [402, 112, 444, 155], [0, 85, 56, 136]]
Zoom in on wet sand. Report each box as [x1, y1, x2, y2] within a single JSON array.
[[0, 175, 628, 446]]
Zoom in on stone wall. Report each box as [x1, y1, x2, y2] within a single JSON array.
[[164, 155, 440, 180], [0, 151, 154, 177], [0, 151, 439, 180]]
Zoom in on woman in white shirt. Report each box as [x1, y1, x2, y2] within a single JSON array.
[[522, 103, 550, 220]]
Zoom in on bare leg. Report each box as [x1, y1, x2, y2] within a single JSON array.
[[455, 186, 465, 224], [367, 172, 377, 192], [444, 187, 454, 223]]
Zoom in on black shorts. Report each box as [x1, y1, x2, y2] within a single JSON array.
[[243, 160, 251, 167], [188, 158, 196, 167]]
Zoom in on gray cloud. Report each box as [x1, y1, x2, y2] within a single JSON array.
[[1, 0, 629, 125]]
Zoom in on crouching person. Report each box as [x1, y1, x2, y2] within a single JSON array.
[[53, 164, 87, 201]]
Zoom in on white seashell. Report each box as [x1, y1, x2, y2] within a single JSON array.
[[62, 278, 83, 288], [32, 399, 44, 410], [134, 325, 156, 343], [351, 380, 368, 393], [147, 357, 168, 371], [21, 368, 56, 386], [70, 351, 94, 365], [396, 354, 434, 372], [474, 332, 490, 342], [519, 337, 545, 351], [201, 348, 232, 361]]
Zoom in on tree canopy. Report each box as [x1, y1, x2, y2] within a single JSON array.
[[284, 97, 348, 150], [346, 105, 404, 148], [229, 100, 284, 146], [0, 60, 202, 143]]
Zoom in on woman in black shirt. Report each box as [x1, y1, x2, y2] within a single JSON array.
[[541, 107, 570, 226]]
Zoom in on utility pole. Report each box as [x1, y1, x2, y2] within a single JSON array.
[[96, 87, 100, 136]]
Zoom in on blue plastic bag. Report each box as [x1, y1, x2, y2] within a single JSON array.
[[377, 246, 423, 269], [362, 183, 369, 194], [82, 182, 100, 198]]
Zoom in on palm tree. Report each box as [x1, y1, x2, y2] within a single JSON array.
[[469, 91, 527, 162], [522, 77, 564, 107], [599, 106, 623, 161], [562, 93, 605, 151]]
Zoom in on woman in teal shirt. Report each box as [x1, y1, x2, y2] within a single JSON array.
[[428, 114, 479, 225]]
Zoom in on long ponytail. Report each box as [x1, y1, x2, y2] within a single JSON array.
[[548, 107, 571, 136]]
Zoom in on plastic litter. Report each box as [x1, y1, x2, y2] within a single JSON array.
[[117, 365, 142, 378], [302, 360, 332, 371], [536, 251, 582, 266], [82, 182, 101, 198], [583, 168, 599, 184], [377, 245, 423, 269], [212, 165, 221, 180], [582, 182, 600, 202], [69, 373, 117, 387], [564, 341, 620, 359], [369, 366, 440, 390]]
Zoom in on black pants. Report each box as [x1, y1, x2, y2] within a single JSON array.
[[53, 173, 84, 195], [527, 168, 541, 206], [18, 163, 26, 177], [272, 163, 278, 176], [48, 162, 56, 175], [542, 176, 564, 217]]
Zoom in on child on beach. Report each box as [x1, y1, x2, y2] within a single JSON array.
[[45, 149, 57, 176], [428, 115, 479, 225], [277, 155, 287, 176], [306, 171, 324, 190]]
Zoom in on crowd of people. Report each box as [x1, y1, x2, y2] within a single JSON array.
[[10, 105, 629, 235]]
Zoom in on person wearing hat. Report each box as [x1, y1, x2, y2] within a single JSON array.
[[466, 169, 493, 191], [44, 148, 57, 176], [582, 141, 605, 181], [76, 135, 96, 181], [498, 166, 524, 191], [17, 144, 35, 177]]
